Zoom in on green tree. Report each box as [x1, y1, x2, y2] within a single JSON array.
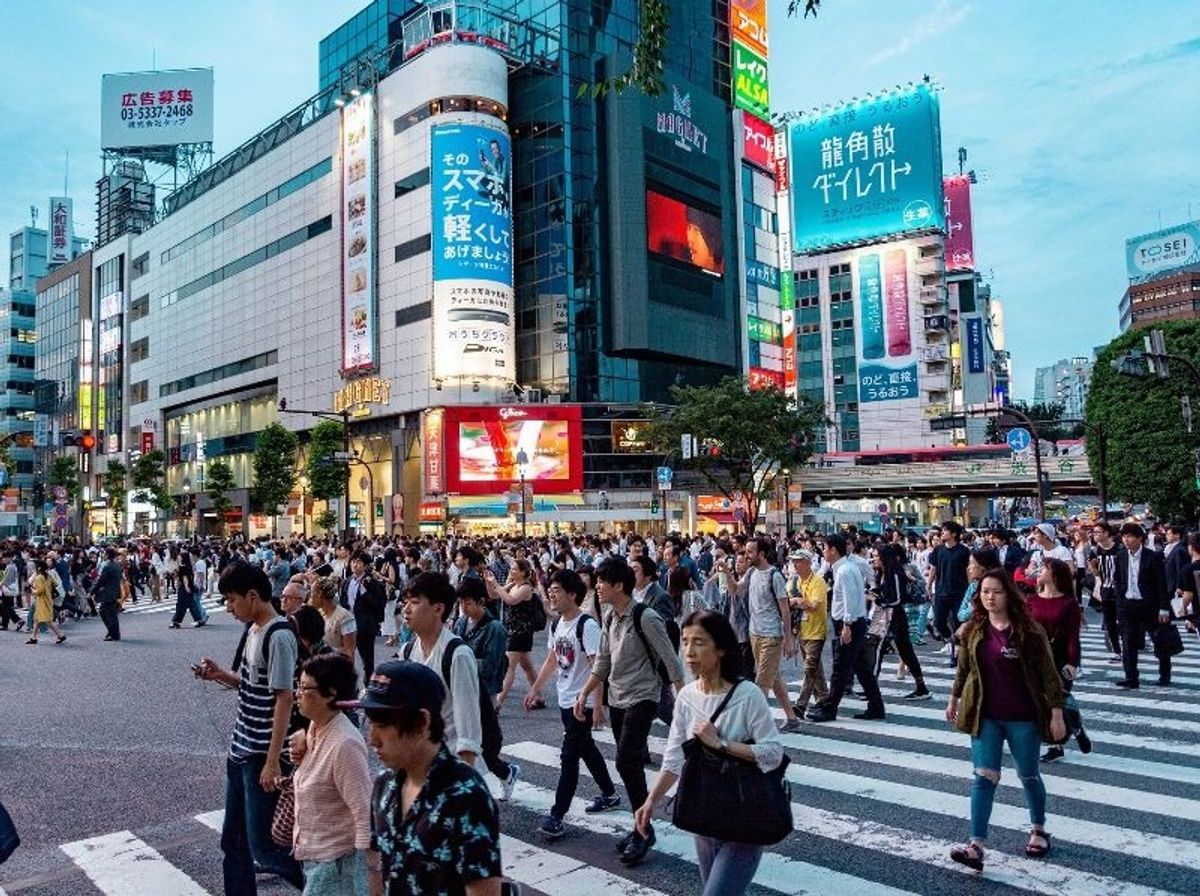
[[253, 423, 299, 525], [104, 461, 129, 534], [49, 456, 81, 504], [205, 459, 237, 537], [644, 376, 827, 531], [131, 449, 175, 532], [1087, 321, 1200, 522], [306, 420, 346, 502], [315, 507, 339, 534]]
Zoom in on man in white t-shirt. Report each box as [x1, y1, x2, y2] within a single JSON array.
[[1023, 523, 1073, 581], [526, 567, 619, 841]]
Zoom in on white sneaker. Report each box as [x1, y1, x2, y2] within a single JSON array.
[[895, 665, 907, 680], [500, 762, 521, 802], [937, 643, 953, 655]]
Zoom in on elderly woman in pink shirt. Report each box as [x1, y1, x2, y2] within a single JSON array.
[[290, 653, 373, 895]]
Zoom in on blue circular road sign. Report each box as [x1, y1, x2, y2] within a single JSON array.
[[1007, 428, 1032, 452]]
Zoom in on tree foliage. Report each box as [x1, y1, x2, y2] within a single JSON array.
[[49, 456, 80, 504], [205, 459, 237, 535], [253, 423, 298, 515], [306, 420, 346, 501], [131, 449, 175, 524], [1087, 320, 1200, 522], [644, 376, 827, 530], [315, 507, 340, 534], [104, 461, 129, 532], [985, 401, 1084, 445]]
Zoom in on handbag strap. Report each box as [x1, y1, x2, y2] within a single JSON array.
[[709, 680, 742, 725]]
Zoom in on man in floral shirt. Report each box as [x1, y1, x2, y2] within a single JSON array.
[[349, 659, 502, 895]]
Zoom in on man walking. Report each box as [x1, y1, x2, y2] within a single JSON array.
[[91, 548, 124, 642], [787, 549, 829, 717], [739, 537, 803, 732], [807, 534, 885, 722], [576, 557, 683, 866], [1113, 523, 1173, 689], [928, 522, 970, 650], [340, 550, 386, 675]]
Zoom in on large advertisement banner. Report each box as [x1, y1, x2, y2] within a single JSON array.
[[341, 93, 376, 375], [965, 316, 985, 374], [730, 0, 768, 56], [48, 197, 73, 266], [1126, 221, 1200, 284], [856, 246, 919, 403], [732, 41, 770, 119], [789, 83, 945, 253], [431, 123, 515, 381], [742, 111, 774, 172], [100, 68, 214, 150], [442, 405, 583, 495], [423, 408, 445, 494], [943, 175, 975, 270]]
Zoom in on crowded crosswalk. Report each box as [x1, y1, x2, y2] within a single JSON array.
[[20, 611, 1199, 896]]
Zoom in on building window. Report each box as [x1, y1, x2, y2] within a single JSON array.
[[130, 337, 150, 363], [159, 350, 278, 398], [129, 294, 150, 322], [394, 168, 431, 198], [130, 252, 150, 280], [130, 380, 149, 404], [395, 301, 432, 326], [394, 233, 431, 264]]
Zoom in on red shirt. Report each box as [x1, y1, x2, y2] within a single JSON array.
[[979, 623, 1038, 722], [1027, 594, 1081, 670]]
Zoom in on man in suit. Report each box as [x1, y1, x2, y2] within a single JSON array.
[[339, 550, 386, 675], [988, 529, 1026, 576], [1163, 524, 1191, 598], [91, 548, 125, 641], [1112, 522, 1172, 688]]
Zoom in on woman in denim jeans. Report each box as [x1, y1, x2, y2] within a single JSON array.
[[945, 569, 1066, 872]]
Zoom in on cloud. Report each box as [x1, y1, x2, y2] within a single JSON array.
[[867, 0, 972, 66], [1099, 34, 1200, 77]]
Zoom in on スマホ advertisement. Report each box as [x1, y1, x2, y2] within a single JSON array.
[[855, 245, 919, 403], [789, 83, 945, 253], [430, 123, 515, 382], [441, 405, 583, 495], [943, 175, 975, 270], [341, 92, 376, 374]]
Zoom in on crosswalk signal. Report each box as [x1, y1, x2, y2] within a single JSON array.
[[650, 498, 660, 514], [62, 430, 78, 447]]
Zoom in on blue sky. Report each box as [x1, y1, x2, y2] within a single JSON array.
[[1, 1, 1196, 398]]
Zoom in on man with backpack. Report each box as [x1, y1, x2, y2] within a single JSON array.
[[526, 568, 620, 841], [575, 557, 684, 867], [195, 562, 304, 895], [740, 537, 804, 732], [629, 555, 680, 725]]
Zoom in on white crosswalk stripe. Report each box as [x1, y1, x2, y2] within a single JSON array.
[[117, 595, 225, 617], [60, 831, 211, 896]]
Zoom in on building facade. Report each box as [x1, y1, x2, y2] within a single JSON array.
[[1033, 356, 1092, 420], [47, 0, 750, 536], [1121, 220, 1200, 331]]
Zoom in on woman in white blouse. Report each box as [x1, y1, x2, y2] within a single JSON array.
[[634, 609, 784, 895]]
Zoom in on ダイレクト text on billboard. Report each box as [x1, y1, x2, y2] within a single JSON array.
[[789, 83, 945, 253], [943, 175, 975, 270], [430, 123, 516, 382], [340, 92, 376, 375]]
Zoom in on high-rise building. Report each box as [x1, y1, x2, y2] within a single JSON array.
[[84, 0, 756, 536], [0, 289, 37, 503], [9, 225, 87, 290], [1033, 356, 1092, 420], [1121, 220, 1200, 331]]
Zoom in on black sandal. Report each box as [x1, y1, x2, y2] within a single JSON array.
[[950, 841, 984, 871], [1026, 830, 1051, 858]]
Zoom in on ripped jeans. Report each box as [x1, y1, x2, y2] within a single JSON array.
[[968, 718, 1046, 842]]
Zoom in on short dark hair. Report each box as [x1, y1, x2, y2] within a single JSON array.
[[293, 605, 326, 647], [630, 554, 657, 580], [455, 545, 483, 567], [302, 652, 359, 711], [456, 576, 488, 604], [594, 557, 635, 594], [942, 521, 964, 538], [1119, 522, 1146, 540], [548, 568, 586, 604], [218, 561, 273, 603], [825, 533, 848, 557], [680, 609, 743, 684], [364, 706, 445, 742], [407, 571, 456, 621]]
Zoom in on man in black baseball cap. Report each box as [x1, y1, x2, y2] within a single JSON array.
[[350, 661, 503, 895]]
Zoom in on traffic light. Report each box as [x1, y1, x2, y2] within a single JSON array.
[[79, 431, 96, 451], [32, 479, 45, 506], [650, 498, 660, 514], [61, 430, 78, 447]]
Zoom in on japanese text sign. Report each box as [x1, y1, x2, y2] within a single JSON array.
[[341, 92, 376, 375], [742, 111, 774, 171], [100, 68, 213, 150], [856, 244, 919, 403], [943, 175, 975, 270], [732, 40, 769, 119]]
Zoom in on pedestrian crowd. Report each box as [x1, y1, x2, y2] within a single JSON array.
[[2, 515, 1194, 892]]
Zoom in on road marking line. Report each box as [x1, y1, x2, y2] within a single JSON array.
[[60, 830, 211, 896], [501, 833, 667, 896], [505, 741, 1173, 896], [194, 811, 223, 832]]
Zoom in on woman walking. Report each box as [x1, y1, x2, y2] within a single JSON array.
[[873, 543, 931, 699], [1031, 558, 1089, 762], [485, 559, 546, 712], [26, 560, 67, 645], [945, 569, 1066, 871], [634, 610, 782, 895], [168, 551, 208, 629], [290, 652, 372, 895]]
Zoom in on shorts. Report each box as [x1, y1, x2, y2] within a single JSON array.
[[750, 635, 783, 688], [507, 631, 534, 653], [302, 849, 368, 896]]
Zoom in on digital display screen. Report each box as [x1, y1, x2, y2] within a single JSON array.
[[458, 419, 572, 483], [646, 189, 724, 276]]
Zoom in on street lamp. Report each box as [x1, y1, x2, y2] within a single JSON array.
[[515, 448, 529, 538], [182, 477, 192, 539], [298, 474, 310, 537], [782, 467, 793, 534]]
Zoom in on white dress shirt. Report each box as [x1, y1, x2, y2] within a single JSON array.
[[1126, 547, 1143, 600]]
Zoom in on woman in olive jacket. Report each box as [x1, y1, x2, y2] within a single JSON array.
[[945, 568, 1065, 872]]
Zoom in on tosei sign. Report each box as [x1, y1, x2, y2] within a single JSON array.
[[1126, 221, 1200, 284], [789, 83, 945, 253], [100, 68, 214, 150]]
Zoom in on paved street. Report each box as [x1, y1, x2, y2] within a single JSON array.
[[2, 600, 1199, 895]]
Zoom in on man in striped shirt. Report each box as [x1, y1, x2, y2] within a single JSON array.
[[197, 562, 304, 895]]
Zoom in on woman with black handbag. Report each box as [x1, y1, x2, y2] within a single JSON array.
[[633, 610, 788, 895]]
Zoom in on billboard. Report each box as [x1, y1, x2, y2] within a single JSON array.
[[48, 197, 73, 266], [742, 111, 774, 172], [100, 68, 214, 150], [855, 245, 919, 403], [1126, 221, 1200, 283], [943, 175, 975, 270], [730, 0, 768, 56], [732, 41, 770, 119], [646, 190, 724, 276], [442, 405, 583, 495], [423, 408, 446, 495], [430, 123, 515, 381], [340, 92, 376, 375], [789, 83, 945, 252], [965, 316, 985, 374]]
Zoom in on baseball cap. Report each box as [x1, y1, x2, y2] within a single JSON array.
[[789, 549, 815, 563], [341, 660, 445, 713], [1035, 523, 1057, 540]]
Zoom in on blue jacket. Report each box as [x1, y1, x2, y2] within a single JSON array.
[[452, 609, 509, 696]]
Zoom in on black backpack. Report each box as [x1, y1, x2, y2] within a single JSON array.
[[626, 603, 675, 686], [403, 637, 498, 735]]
